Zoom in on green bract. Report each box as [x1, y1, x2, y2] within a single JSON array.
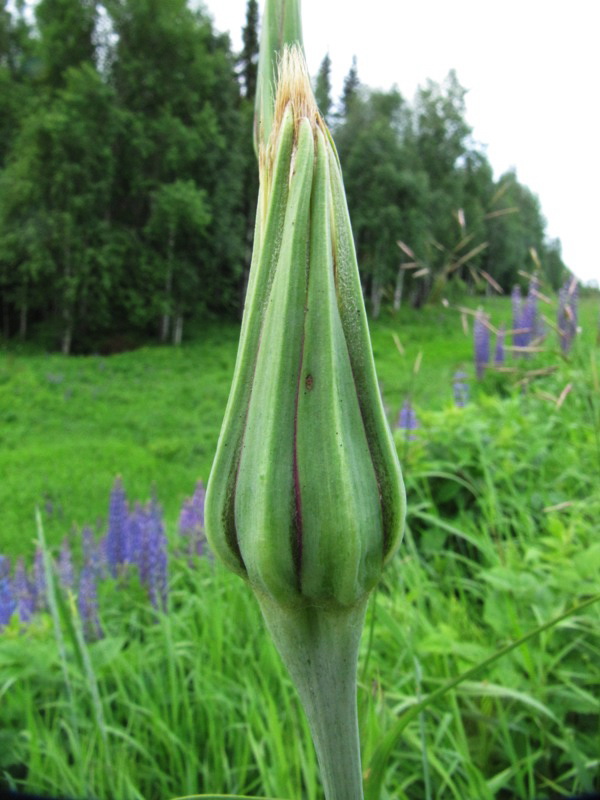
[[205, 48, 405, 612]]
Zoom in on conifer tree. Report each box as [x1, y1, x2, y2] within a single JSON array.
[[240, 0, 259, 99], [314, 52, 332, 123], [341, 55, 359, 117]]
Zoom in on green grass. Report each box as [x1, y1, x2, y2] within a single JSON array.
[[2, 296, 597, 559], [1, 294, 599, 799]]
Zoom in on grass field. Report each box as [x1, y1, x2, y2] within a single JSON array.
[[1, 293, 599, 800]]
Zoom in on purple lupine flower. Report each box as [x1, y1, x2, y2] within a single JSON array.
[[126, 503, 145, 566], [106, 477, 128, 577], [521, 279, 538, 349], [96, 533, 109, 578], [57, 537, 75, 590], [0, 557, 15, 629], [78, 565, 102, 640], [511, 285, 523, 348], [179, 481, 207, 558], [494, 325, 506, 365], [397, 400, 419, 440], [452, 371, 469, 407], [82, 525, 105, 579], [474, 311, 490, 378], [144, 496, 168, 610], [13, 558, 35, 623], [33, 546, 47, 611], [135, 507, 152, 587], [558, 277, 579, 353]]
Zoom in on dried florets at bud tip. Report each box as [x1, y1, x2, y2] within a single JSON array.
[[274, 46, 319, 130], [260, 46, 324, 171]]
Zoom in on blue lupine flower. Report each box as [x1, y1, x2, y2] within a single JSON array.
[[521, 279, 538, 349], [126, 503, 145, 566], [397, 400, 419, 440], [511, 285, 523, 348], [78, 565, 102, 640], [33, 546, 47, 611], [0, 557, 15, 629], [57, 537, 75, 590], [14, 558, 35, 623], [179, 481, 207, 557], [558, 278, 578, 353], [106, 477, 128, 577], [474, 311, 490, 378], [144, 496, 168, 610], [494, 325, 506, 365], [452, 370, 469, 407], [82, 525, 105, 579]]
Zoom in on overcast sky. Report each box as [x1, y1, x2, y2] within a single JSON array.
[[206, 0, 599, 286]]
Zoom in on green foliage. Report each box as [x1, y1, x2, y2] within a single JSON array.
[[35, 0, 97, 87], [334, 88, 429, 316], [0, 63, 119, 351], [1, 295, 599, 799], [0, 0, 248, 350], [0, 0, 575, 347], [333, 71, 570, 314], [0, 324, 238, 558]]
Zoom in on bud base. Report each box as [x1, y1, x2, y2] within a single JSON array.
[[256, 594, 368, 800]]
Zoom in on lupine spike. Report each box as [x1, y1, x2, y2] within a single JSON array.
[[78, 565, 102, 640], [474, 310, 490, 378], [453, 370, 469, 407], [494, 324, 506, 365], [521, 278, 538, 349], [33, 546, 47, 611], [106, 476, 128, 577], [57, 537, 75, 590], [397, 400, 419, 440], [558, 276, 579, 353], [0, 556, 15, 629], [179, 481, 207, 557], [512, 285, 523, 349], [14, 557, 35, 623], [126, 503, 145, 566], [145, 495, 168, 610]]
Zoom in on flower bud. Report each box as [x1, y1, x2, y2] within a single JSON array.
[[205, 47, 405, 612]]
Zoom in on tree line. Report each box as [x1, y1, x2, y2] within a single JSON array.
[[0, 0, 568, 353]]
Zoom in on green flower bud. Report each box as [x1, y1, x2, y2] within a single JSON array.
[[205, 47, 405, 611]]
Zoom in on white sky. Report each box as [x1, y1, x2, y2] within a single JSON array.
[[206, 0, 600, 286]]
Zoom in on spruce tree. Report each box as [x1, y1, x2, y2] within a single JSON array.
[[341, 55, 359, 117], [240, 0, 259, 99], [314, 52, 332, 123]]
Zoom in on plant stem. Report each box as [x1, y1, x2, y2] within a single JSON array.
[[257, 594, 368, 800]]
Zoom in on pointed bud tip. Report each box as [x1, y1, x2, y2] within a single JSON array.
[[272, 45, 321, 139]]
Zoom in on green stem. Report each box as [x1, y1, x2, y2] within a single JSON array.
[[254, 0, 304, 154], [257, 594, 367, 800]]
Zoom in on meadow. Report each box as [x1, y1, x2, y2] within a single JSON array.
[[1, 293, 599, 800]]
